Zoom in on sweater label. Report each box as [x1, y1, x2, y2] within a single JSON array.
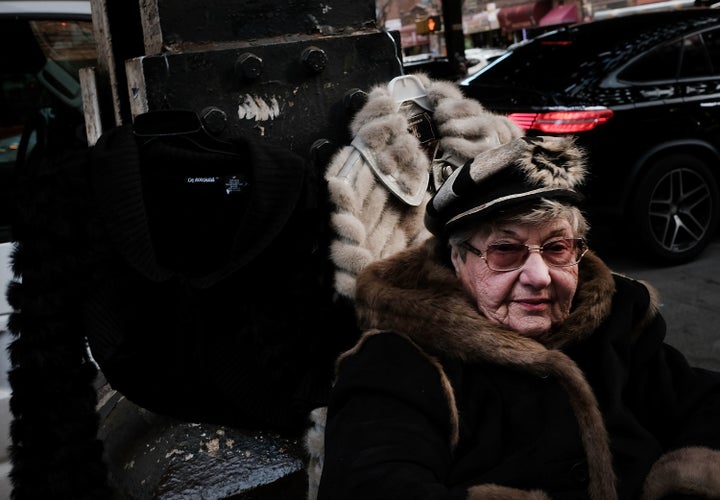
[[184, 175, 249, 194], [186, 176, 217, 183], [223, 175, 248, 194]]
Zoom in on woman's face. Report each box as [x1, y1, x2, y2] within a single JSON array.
[[450, 220, 580, 339]]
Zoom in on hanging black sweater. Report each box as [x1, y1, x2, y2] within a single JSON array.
[[6, 124, 357, 498]]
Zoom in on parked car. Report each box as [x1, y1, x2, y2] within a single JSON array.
[[459, 8, 720, 264], [0, 1, 96, 496]]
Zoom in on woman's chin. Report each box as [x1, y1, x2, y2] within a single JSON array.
[[511, 317, 552, 339]]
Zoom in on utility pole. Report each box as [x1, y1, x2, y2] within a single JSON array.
[[442, 0, 468, 76]]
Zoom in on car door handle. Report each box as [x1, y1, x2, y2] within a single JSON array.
[[639, 87, 674, 98]]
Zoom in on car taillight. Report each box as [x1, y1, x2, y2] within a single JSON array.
[[508, 109, 614, 133]]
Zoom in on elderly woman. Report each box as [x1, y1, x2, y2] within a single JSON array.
[[316, 136, 720, 499]]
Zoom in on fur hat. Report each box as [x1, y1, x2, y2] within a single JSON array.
[[425, 135, 586, 237]]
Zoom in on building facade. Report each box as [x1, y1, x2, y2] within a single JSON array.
[[381, 0, 697, 53]]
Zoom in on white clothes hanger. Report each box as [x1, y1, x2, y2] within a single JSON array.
[[387, 74, 433, 112]]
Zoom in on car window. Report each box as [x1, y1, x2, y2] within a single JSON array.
[[617, 39, 681, 82], [618, 26, 720, 84], [466, 40, 593, 93], [679, 34, 712, 79], [701, 27, 720, 74], [0, 16, 96, 244]]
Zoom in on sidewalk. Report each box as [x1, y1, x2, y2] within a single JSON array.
[[603, 236, 720, 372]]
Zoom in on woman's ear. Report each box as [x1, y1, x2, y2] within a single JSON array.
[[450, 244, 463, 275]]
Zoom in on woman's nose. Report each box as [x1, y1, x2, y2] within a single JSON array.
[[519, 251, 552, 286]]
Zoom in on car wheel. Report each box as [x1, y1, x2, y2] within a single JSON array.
[[631, 153, 720, 264]]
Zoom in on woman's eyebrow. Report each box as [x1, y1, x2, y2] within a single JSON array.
[[494, 228, 520, 237], [491, 226, 568, 240], [545, 228, 569, 238]]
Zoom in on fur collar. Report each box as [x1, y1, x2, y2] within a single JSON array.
[[354, 237, 620, 500]]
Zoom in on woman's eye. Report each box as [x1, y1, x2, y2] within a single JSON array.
[[546, 243, 568, 252], [492, 243, 524, 253], [544, 239, 573, 253]]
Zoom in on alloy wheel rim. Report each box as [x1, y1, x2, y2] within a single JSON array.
[[647, 167, 713, 253]]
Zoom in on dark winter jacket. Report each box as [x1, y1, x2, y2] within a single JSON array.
[[317, 238, 720, 500]]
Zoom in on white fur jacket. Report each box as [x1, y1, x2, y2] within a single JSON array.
[[324, 73, 522, 300]]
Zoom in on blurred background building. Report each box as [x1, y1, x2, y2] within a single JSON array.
[[381, 0, 700, 59]]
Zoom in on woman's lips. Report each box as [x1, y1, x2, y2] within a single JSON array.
[[515, 298, 550, 310]]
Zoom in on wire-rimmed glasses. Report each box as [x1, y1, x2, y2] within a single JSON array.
[[460, 237, 588, 272]]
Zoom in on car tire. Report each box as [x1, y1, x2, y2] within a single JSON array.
[[631, 153, 720, 264]]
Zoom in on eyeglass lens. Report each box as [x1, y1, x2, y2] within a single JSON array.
[[485, 238, 585, 271]]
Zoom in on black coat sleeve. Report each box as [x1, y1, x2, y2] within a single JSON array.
[[317, 332, 466, 500], [609, 276, 720, 498]]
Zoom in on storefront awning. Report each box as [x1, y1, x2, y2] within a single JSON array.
[[539, 4, 578, 27], [497, 0, 551, 31], [462, 11, 500, 34]]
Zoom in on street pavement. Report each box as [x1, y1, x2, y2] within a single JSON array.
[[598, 234, 720, 372]]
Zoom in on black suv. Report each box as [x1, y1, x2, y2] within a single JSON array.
[[459, 9, 720, 264]]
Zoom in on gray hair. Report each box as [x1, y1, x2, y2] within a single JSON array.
[[448, 199, 589, 260]]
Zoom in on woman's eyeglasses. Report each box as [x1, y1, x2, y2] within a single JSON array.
[[460, 237, 588, 272]]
